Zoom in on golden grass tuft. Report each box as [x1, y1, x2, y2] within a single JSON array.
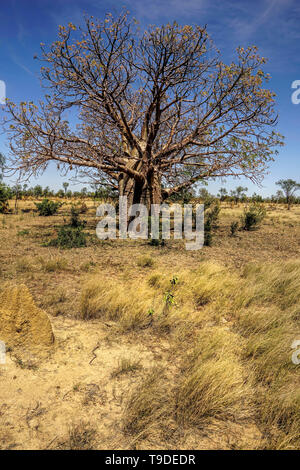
[[98, 259, 300, 448], [79, 275, 163, 330], [123, 367, 174, 441], [137, 255, 155, 268], [176, 327, 252, 426], [58, 421, 96, 450]]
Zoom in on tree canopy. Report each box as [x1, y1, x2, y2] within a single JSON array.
[[276, 179, 300, 209], [3, 11, 283, 205]]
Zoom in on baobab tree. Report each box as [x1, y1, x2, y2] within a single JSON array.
[[3, 12, 283, 207]]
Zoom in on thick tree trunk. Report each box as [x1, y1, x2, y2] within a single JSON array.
[[148, 168, 162, 206], [118, 172, 134, 207], [119, 138, 151, 210], [118, 174, 150, 208]]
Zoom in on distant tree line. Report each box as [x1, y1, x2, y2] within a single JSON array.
[[1, 178, 300, 210], [198, 180, 300, 207], [0, 182, 118, 201]]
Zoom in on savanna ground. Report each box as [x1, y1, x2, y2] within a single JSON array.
[[0, 198, 300, 450]]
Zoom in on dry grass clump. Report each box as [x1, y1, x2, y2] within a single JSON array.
[[123, 328, 252, 447], [38, 256, 69, 272], [175, 327, 252, 426], [173, 263, 238, 320], [78, 259, 300, 448], [79, 262, 232, 331], [147, 272, 162, 287], [232, 262, 300, 448], [79, 275, 163, 330], [238, 260, 300, 309], [176, 359, 249, 426], [137, 255, 155, 268], [123, 367, 175, 443], [58, 421, 96, 450], [15, 257, 34, 273], [111, 358, 142, 378]]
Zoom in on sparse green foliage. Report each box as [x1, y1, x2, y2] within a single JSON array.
[[230, 186, 248, 204], [163, 275, 179, 309], [70, 205, 86, 228], [48, 226, 87, 248], [230, 221, 239, 236], [35, 198, 61, 216], [241, 204, 266, 231], [164, 291, 175, 307], [276, 179, 300, 210], [169, 188, 194, 204], [204, 203, 220, 246], [0, 183, 9, 213]]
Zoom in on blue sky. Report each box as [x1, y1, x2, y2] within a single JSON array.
[[0, 0, 299, 196]]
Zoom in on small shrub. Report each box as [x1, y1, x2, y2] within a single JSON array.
[[241, 204, 266, 231], [35, 199, 61, 216], [206, 203, 220, 230], [204, 203, 220, 246], [169, 189, 194, 204], [48, 226, 87, 248], [0, 184, 9, 213], [204, 220, 213, 247], [148, 237, 165, 247], [17, 229, 30, 236], [230, 221, 239, 237], [203, 194, 216, 210], [70, 206, 86, 228]]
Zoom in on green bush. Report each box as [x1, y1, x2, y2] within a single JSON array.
[[148, 237, 166, 247], [0, 183, 9, 213], [48, 226, 87, 248], [230, 221, 239, 237], [204, 203, 220, 246], [203, 194, 217, 211], [70, 206, 87, 228], [35, 199, 61, 216], [241, 204, 266, 231]]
